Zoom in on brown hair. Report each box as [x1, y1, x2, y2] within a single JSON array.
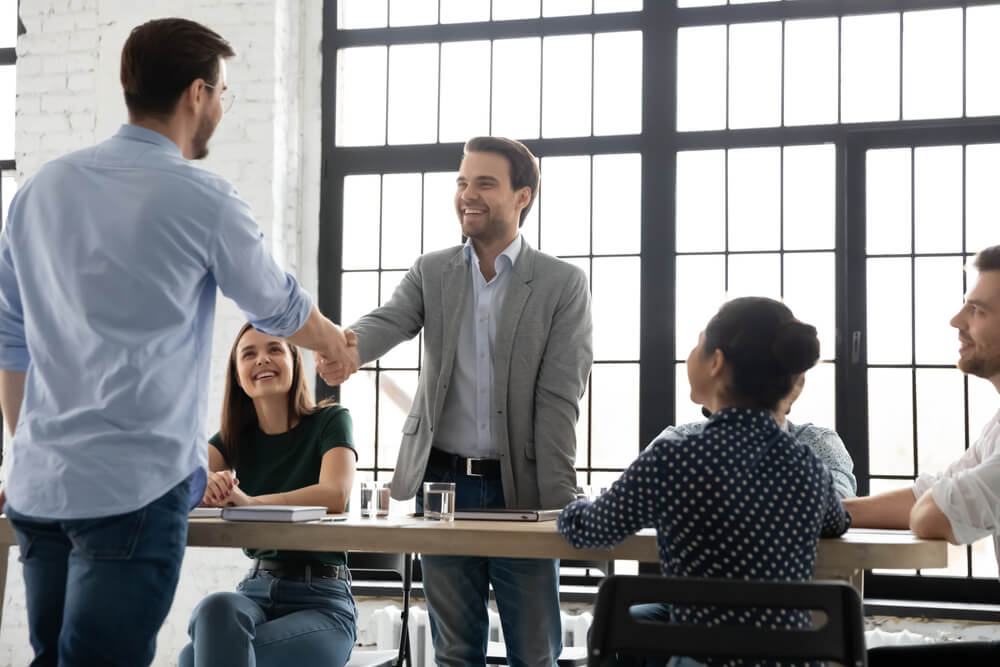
[[463, 136, 540, 227], [974, 246, 1000, 273], [218, 323, 333, 469], [120, 18, 235, 118]]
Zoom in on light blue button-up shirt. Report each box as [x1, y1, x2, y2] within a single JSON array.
[[433, 235, 522, 459], [0, 124, 313, 519]]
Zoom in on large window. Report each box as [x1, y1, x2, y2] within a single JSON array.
[[322, 0, 1000, 602]]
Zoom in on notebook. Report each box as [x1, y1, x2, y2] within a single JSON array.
[[189, 507, 223, 519], [453, 508, 561, 522], [221, 505, 329, 522]]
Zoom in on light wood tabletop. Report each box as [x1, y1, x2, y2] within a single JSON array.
[[0, 515, 946, 627]]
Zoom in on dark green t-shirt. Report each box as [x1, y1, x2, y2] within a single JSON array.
[[208, 404, 356, 566]]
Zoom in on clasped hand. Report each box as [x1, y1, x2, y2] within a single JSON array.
[[316, 328, 360, 386], [200, 470, 251, 507]]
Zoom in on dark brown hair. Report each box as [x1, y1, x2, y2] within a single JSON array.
[[703, 297, 820, 412], [218, 323, 333, 469], [974, 246, 1000, 273], [464, 136, 540, 227], [120, 18, 235, 118]]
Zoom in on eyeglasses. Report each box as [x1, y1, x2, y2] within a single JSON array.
[[204, 83, 236, 113]]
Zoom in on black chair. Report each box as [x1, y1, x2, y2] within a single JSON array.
[[588, 575, 866, 667], [485, 559, 614, 666], [346, 552, 414, 667]]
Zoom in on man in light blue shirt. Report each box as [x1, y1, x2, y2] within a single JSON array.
[[0, 18, 355, 667], [331, 137, 593, 667]]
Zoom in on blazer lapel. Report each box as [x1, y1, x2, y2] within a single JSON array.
[[439, 249, 469, 387]]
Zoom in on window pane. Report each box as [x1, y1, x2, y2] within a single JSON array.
[[336, 47, 387, 146], [389, 0, 437, 26], [593, 154, 640, 255], [967, 6, 1000, 117], [866, 148, 912, 255], [913, 146, 962, 255], [727, 253, 780, 300], [591, 364, 640, 468], [493, 0, 540, 21], [728, 147, 780, 252], [593, 257, 640, 361], [377, 370, 419, 469], [342, 175, 381, 270], [901, 9, 963, 121], [542, 35, 592, 138], [538, 156, 590, 256], [675, 255, 726, 360], [441, 0, 490, 23], [440, 41, 491, 143], [676, 362, 706, 425], [338, 0, 387, 29], [379, 271, 420, 369], [784, 18, 838, 126], [914, 257, 964, 366], [676, 150, 725, 253], [784, 252, 835, 362], [678, 0, 721, 7], [543, 0, 591, 17], [868, 368, 914, 477], [922, 542, 970, 578], [790, 362, 835, 433], [677, 26, 726, 131], [966, 144, 1000, 256], [1, 65, 16, 158], [381, 174, 422, 270], [341, 271, 380, 337], [423, 171, 462, 253], [492, 38, 541, 139], [867, 258, 912, 365], [596, 0, 641, 11], [841, 13, 900, 123], [973, 538, 1000, 579], [388, 44, 438, 145], [0, 2, 14, 47], [1, 173, 16, 227], [729, 22, 781, 129], [916, 369, 965, 477], [341, 370, 377, 468], [783, 144, 835, 250], [594, 32, 642, 136], [574, 381, 591, 469]]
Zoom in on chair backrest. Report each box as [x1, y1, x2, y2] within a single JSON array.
[[588, 575, 866, 667], [348, 552, 412, 587], [560, 559, 615, 586]]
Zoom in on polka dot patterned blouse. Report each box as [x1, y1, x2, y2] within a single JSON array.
[[558, 408, 851, 664]]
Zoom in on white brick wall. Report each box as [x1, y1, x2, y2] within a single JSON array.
[[4, 1, 325, 664]]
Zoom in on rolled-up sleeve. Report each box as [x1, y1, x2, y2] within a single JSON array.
[[209, 190, 312, 337], [928, 453, 1000, 545], [0, 206, 29, 371]]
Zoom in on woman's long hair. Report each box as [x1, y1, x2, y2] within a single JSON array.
[[218, 322, 331, 469]]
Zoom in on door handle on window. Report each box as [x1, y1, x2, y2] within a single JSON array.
[[851, 330, 862, 364]]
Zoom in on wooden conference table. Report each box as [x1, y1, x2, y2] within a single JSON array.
[[0, 515, 946, 626]]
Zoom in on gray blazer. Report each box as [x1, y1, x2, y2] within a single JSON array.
[[349, 241, 593, 509]]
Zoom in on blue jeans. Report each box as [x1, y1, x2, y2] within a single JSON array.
[[179, 567, 358, 667], [5, 474, 193, 667], [417, 457, 563, 667]]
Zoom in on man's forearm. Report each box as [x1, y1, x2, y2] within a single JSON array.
[[0, 369, 26, 437], [842, 487, 916, 529], [285, 304, 342, 354]]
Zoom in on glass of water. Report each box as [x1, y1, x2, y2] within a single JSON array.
[[360, 480, 390, 518], [423, 482, 456, 521]]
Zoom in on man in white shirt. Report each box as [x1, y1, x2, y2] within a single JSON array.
[[845, 245, 1000, 665]]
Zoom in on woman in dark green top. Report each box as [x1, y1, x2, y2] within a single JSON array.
[[179, 323, 359, 667]]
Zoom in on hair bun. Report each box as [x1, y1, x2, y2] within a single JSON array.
[[771, 320, 820, 373]]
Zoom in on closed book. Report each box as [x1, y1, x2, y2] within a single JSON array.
[[453, 508, 561, 522], [221, 505, 328, 522], [189, 507, 223, 519]]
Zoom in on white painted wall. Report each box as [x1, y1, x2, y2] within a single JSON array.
[[3, 1, 325, 664]]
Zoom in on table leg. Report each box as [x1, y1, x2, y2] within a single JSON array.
[[815, 567, 863, 597], [0, 545, 8, 632]]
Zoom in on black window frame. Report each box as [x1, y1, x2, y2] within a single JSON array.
[[320, 0, 1000, 606]]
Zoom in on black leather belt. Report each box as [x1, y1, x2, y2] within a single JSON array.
[[429, 447, 502, 479], [254, 558, 350, 581]]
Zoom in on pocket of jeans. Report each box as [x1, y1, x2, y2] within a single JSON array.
[[65, 508, 146, 560]]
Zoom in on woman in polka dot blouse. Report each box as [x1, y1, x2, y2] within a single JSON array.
[[558, 297, 851, 666]]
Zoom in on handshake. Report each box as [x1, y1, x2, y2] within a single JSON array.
[[315, 327, 361, 387]]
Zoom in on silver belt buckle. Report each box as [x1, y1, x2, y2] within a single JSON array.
[[466, 457, 485, 477]]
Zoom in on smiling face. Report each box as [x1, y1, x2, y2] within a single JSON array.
[[950, 269, 1000, 383], [454, 151, 530, 246], [234, 327, 295, 400]]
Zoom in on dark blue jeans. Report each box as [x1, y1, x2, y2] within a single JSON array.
[[417, 455, 563, 667], [6, 474, 194, 667]]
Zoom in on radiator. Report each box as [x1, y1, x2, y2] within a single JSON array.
[[365, 604, 593, 667]]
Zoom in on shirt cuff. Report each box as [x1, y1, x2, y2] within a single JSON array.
[[0, 345, 30, 371]]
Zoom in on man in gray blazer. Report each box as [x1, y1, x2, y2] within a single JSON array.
[[326, 137, 592, 667]]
